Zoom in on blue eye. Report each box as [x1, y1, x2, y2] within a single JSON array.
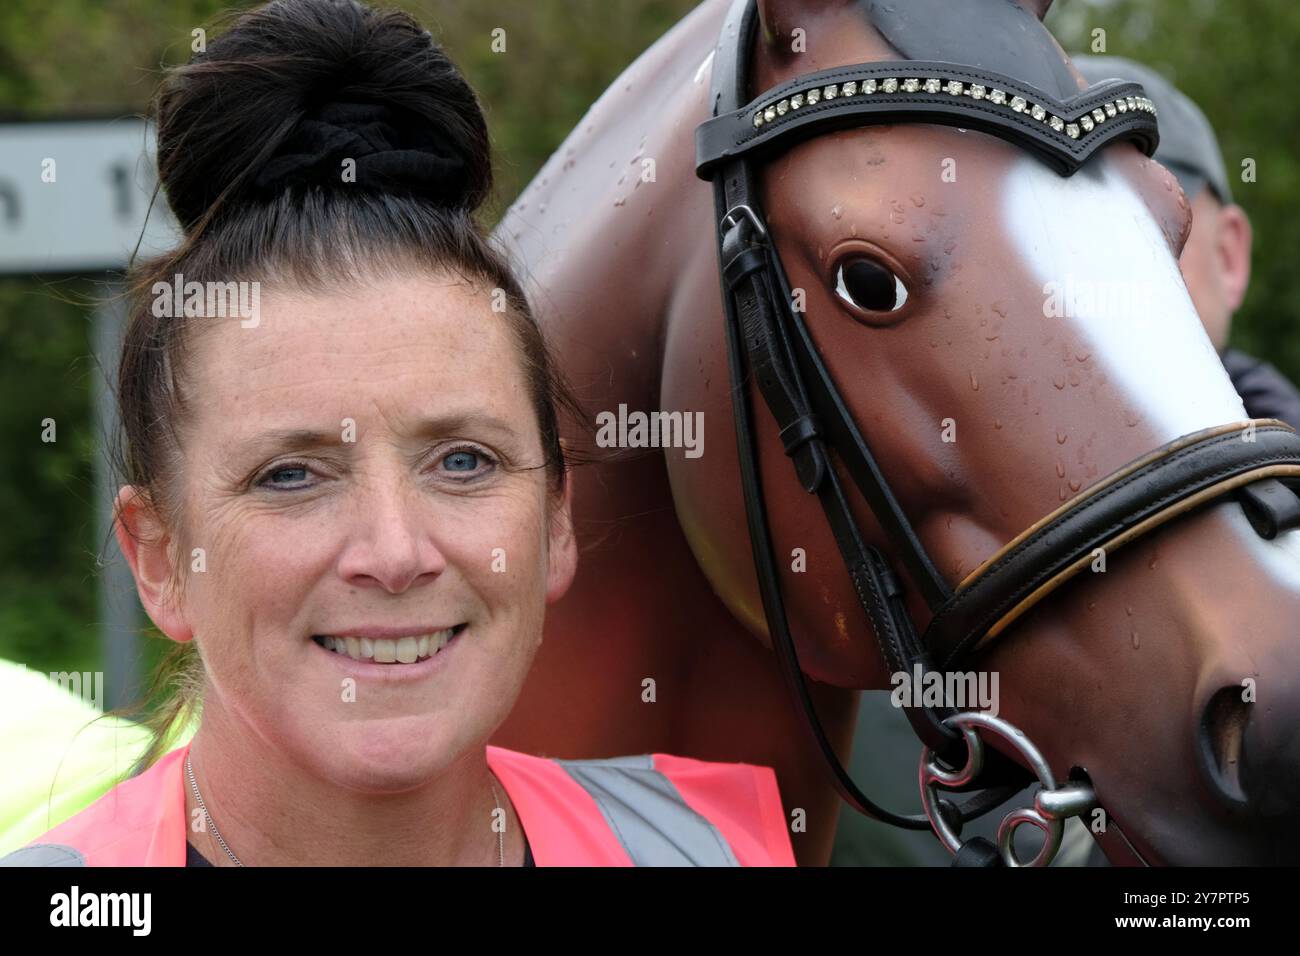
[[443, 450, 480, 473], [260, 465, 311, 488]]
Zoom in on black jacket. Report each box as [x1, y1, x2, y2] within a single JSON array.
[[1222, 348, 1300, 430]]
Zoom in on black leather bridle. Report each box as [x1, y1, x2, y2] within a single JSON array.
[[694, 0, 1300, 864]]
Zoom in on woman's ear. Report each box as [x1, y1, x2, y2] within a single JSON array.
[[113, 485, 194, 644], [545, 466, 579, 605]]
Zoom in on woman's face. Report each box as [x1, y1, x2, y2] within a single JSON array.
[[131, 272, 576, 791]]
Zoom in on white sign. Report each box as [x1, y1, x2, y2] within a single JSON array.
[[0, 119, 181, 273]]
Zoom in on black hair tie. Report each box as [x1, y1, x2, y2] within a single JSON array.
[[252, 99, 469, 205]]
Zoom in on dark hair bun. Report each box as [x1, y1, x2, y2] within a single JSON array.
[[156, 0, 492, 231]]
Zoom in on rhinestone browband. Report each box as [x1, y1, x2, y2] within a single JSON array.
[[696, 59, 1160, 179], [753, 75, 1155, 141]]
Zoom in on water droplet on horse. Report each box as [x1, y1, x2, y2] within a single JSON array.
[[1068, 478, 1081, 492], [1131, 631, 1140, 649], [911, 193, 925, 208], [538, 203, 547, 215], [831, 204, 844, 220], [1125, 606, 1133, 616], [969, 371, 979, 391], [1052, 375, 1066, 390], [1056, 430, 1067, 444], [613, 196, 627, 207], [994, 419, 1002, 429], [1124, 409, 1141, 427], [1055, 462, 1065, 478]]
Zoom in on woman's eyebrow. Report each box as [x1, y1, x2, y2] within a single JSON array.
[[237, 414, 520, 457], [410, 412, 521, 442], [236, 428, 346, 458]]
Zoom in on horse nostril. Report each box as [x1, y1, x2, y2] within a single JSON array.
[[1198, 686, 1251, 807]]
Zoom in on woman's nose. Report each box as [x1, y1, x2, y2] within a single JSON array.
[[335, 481, 446, 593]]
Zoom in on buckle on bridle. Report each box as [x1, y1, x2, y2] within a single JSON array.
[[720, 203, 768, 240]]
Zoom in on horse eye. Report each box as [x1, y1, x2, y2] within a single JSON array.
[[833, 257, 909, 313]]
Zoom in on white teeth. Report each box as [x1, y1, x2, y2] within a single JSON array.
[[396, 636, 418, 664], [317, 629, 457, 664]]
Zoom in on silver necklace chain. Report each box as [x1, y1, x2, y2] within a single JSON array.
[[185, 753, 507, 866], [186, 754, 243, 867], [489, 778, 505, 867]]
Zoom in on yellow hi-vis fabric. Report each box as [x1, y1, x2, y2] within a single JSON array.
[[0, 658, 194, 856]]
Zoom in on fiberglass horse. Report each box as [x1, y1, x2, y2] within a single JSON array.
[[491, 0, 1300, 865]]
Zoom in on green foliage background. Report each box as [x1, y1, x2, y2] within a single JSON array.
[[1, 0, 1296, 699]]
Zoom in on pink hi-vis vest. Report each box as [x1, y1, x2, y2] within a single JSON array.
[[1, 743, 796, 867]]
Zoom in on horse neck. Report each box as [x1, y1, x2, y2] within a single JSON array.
[[496, 0, 727, 353]]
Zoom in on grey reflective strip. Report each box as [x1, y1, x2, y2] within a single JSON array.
[[0, 844, 86, 867], [558, 754, 740, 866]]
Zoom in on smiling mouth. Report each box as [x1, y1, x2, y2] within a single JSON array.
[[312, 625, 467, 664]]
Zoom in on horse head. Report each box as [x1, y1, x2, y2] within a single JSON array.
[[663, 0, 1300, 863]]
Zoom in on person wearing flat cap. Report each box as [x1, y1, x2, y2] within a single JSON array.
[[1075, 55, 1300, 429]]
